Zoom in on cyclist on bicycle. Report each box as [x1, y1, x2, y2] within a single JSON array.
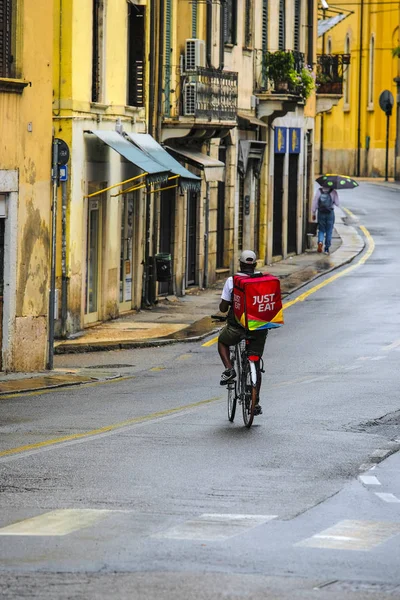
[[218, 250, 268, 415]]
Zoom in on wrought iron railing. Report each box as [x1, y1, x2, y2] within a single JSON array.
[[316, 54, 350, 95], [180, 67, 238, 121], [257, 50, 306, 94]]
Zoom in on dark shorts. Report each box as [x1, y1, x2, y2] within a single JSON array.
[[218, 321, 268, 356]]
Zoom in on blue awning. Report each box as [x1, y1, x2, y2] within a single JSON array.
[[126, 133, 201, 192], [90, 130, 170, 184]]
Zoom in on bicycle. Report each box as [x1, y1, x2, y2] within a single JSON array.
[[212, 315, 264, 429]]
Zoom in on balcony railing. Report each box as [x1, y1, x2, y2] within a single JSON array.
[[316, 54, 351, 95], [180, 67, 238, 121], [257, 50, 306, 95]]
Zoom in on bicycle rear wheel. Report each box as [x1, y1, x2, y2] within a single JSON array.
[[227, 346, 239, 422], [242, 360, 257, 428]]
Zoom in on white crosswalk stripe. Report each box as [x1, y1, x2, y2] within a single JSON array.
[[0, 509, 119, 536], [296, 520, 400, 551]]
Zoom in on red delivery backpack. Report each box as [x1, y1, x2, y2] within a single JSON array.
[[233, 273, 284, 331]]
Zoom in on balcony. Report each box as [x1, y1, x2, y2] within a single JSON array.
[[316, 54, 350, 114], [180, 67, 238, 121], [255, 51, 308, 120], [161, 67, 238, 142]]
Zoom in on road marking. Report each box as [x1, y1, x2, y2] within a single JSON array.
[[382, 339, 400, 352], [359, 475, 381, 486], [149, 366, 166, 371], [375, 493, 400, 504], [176, 353, 192, 360], [153, 514, 277, 541], [0, 509, 116, 536], [202, 222, 374, 347], [0, 396, 222, 459], [296, 520, 400, 551]]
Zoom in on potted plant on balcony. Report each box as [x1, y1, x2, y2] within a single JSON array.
[[263, 51, 296, 93]]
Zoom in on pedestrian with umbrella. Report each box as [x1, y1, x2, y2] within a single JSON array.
[[312, 174, 359, 254]]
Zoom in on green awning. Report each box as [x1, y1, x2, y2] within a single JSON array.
[[91, 130, 170, 184], [126, 133, 201, 192]]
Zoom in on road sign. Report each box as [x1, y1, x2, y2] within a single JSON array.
[[379, 90, 394, 116], [55, 138, 70, 166], [59, 165, 68, 182]]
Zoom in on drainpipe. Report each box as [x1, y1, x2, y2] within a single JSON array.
[[149, 0, 156, 136], [157, 0, 165, 141], [48, 139, 59, 370], [206, 0, 212, 67], [307, 0, 314, 67], [61, 180, 68, 337], [394, 2, 400, 180], [356, 0, 364, 176], [219, 0, 225, 70], [203, 182, 210, 289], [319, 8, 326, 174]]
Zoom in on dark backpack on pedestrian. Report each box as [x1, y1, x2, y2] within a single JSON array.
[[318, 189, 334, 213]]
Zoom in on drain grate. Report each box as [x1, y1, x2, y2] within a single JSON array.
[[84, 364, 134, 369]]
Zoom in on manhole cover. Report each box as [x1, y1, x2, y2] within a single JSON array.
[[84, 364, 134, 369]]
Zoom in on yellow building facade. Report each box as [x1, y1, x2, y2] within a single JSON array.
[[315, 0, 399, 177], [0, 0, 53, 371], [53, 0, 151, 334]]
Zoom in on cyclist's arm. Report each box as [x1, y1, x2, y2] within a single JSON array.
[[219, 277, 233, 313], [219, 299, 231, 313]]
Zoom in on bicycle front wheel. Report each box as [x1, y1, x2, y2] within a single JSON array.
[[242, 360, 257, 428]]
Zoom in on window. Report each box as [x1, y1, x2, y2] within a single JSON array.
[[127, 4, 145, 107], [294, 0, 301, 52], [244, 0, 253, 48], [368, 35, 375, 107], [224, 0, 237, 45], [92, 0, 105, 103], [278, 0, 285, 50], [0, 0, 13, 78], [343, 34, 350, 106]]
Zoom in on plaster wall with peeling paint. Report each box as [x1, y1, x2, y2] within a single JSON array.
[[0, 0, 53, 371]]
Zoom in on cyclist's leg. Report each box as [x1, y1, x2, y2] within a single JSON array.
[[247, 330, 268, 412], [218, 323, 245, 384]]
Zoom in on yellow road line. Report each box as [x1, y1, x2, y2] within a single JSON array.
[[0, 396, 221, 458], [0, 376, 133, 401], [203, 219, 375, 347]]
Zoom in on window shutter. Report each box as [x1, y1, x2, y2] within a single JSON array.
[[244, 0, 252, 47], [223, 0, 237, 45], [0, 0, 12, 78], [92, 0, 103, 103], [262, 0, 268, 87], [294, 0, 301, 52], [262, 0, 268, 54], [278, 0, 285, 50]]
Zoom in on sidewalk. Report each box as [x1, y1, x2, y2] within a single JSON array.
[[0, 208, 364, 395]]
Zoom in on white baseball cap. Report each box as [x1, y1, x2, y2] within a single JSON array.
[[239, 250, 257, 265]]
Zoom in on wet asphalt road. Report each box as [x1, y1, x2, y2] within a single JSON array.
[[1, 183, 400, 599]]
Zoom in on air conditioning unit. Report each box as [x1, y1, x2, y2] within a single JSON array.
[[183, 82, 196, 116], [184, 39, 206, 72]]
